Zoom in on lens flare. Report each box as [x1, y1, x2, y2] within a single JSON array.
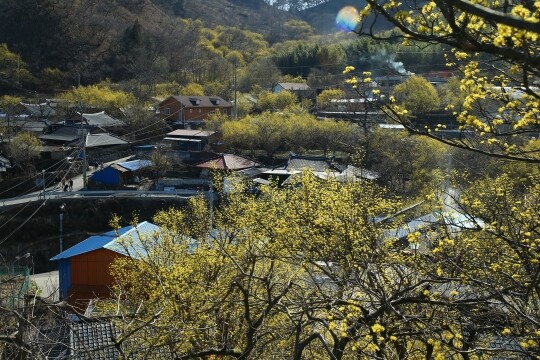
[[336, 6, 360, 32]]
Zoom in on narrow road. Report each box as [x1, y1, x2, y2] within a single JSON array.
[[0, 155, 135, 207]]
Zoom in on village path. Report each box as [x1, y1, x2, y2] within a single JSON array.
[[0, 155, 135, 208], [30, 270, 59, 302], [65, 155, 134, 192]]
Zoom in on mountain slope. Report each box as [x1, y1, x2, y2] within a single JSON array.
[[299, 0, 393, 34], [180, 0, 295, 35]]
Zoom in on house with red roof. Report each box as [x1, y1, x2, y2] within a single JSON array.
[[195, 154, 262, 171]]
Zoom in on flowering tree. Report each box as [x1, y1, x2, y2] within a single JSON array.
[[8, 132, 40, 174], [348, 0, 540, 163], [96, 168, 540, 359], [336, 1, 540, 358]]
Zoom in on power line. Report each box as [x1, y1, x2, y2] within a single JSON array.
[[0, 200, 47, 247], [0, 200, 34, 232]]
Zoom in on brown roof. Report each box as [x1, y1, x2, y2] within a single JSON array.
[[163, 96, 232, 109], [196, 154, 262, 170]]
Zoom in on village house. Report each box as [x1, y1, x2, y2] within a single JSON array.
[[0, 116, 48, 137], [0, 103, 52, 137], [196, 153, 262, 173], [163, 129, 221, 152], [13, 102, 57, 120], [50, 221, 160, 309], [39, 125, 129, 162], [256, 153, 378, 187], [65, 111, 124, 131], [272, 82, 315, 99], [158, 95, 232, 127]]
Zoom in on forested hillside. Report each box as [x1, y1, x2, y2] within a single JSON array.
[[0, 0, 446, 97], [0, 0, 296, 88]]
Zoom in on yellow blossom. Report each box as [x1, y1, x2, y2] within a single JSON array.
[[371, 323, 385, 333], [343, 66, 355, 74]]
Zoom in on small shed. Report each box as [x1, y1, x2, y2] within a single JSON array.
[[50, 222, 160, 308], [90, 159, 152, 187]]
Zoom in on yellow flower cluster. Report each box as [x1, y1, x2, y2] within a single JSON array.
[[343, 65, 355, 74]]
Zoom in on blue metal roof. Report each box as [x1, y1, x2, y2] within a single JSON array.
[[50, 222, 160, 261], [118, 159, 152, 171], [104, 222, 161, 259]]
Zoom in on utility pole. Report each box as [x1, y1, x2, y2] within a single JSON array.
[[16, 55, 20, 86], [80, 102, 87, 190], [233, 61, 238, 120], [6, 113, 10, 143], [42, 169, 46, 199], [59, 203, 65, 253]]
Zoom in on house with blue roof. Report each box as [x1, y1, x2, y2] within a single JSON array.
[[89, 159, 152, 188], [50, 221, 160, 308]]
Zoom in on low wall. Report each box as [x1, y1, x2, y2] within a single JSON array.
[[0, 197, 188, 272]]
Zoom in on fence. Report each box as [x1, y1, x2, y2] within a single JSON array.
[[0, 265, 30, 308]]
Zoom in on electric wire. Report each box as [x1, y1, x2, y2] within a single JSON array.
[[0, 200, 47, 247], [0, 200, 35, 231], [0, 148, 80, 198]]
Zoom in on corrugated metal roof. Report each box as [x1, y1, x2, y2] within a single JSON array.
[[164, 137, 202, 143], [50, 222, 160, 260], [166, 129, 216, 137], [86, 133, 128, 148], [104, 222, 161, 258], [117, 159, 152, 171], [79, 111, 124, 128], [110, 164, 130, 173]]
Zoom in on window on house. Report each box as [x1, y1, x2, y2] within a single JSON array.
[[163, 107, 170, 115], [199, 109, 201, 113], [190, 109, 193, 113], [189, 98, 201, 106]]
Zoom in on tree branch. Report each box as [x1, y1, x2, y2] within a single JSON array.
[[445, 0, 540, 34]]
